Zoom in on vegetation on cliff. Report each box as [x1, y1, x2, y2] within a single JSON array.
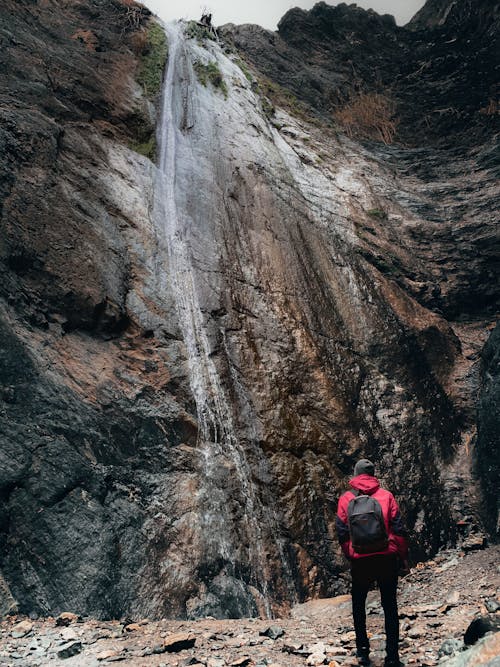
[[193, 60, 228, 98], [129, 19, 168, 159], [136, 20, 168, 101]]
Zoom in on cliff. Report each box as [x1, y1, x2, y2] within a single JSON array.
[[0, 0, 498, 620]]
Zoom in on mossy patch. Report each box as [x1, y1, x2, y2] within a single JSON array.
[[137, 21, 168, 100], [255, 76, 310, 121], [234, 57, 253, 83], [129, 135, 156, 160], [366, 208, 388, 220], [185, 20, 216, 43], [193, 60, 228, 99]]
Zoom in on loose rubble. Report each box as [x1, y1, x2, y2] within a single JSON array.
[[0, 547, 498, 666]]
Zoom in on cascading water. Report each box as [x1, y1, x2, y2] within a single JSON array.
[[154, 21, 297, 617]]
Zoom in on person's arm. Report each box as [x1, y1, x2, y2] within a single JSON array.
[[389, 494, 409, 565], [336, 495, 351, 559]]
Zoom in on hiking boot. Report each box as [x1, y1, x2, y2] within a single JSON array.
[[384, 658, 403, 667], [356, 647, 370, 666]]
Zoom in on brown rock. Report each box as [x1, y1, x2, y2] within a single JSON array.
[[124, 623, 141, 632], [283, 640, 304, 653], [97, 650, 122, 661], [56, 612, 79, 627], [11, 619, 33, 638], [307, 652, 327, 666], [230, 658, 253, 666], [163, 632, 196, 652], [462, 534, 487, 552]]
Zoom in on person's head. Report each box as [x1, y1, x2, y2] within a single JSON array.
[[354, 458, 375, 477]]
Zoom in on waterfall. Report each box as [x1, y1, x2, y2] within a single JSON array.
[[154, 21, 297, 617]]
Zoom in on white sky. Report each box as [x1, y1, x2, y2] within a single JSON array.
[[142, 0, 426, 29]]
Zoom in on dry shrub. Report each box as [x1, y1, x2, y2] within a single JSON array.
[[129, 28, 148, 55], [334, 92, 398, 144]]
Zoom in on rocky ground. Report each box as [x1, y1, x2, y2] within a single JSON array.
[[0, 546, 498, 667]]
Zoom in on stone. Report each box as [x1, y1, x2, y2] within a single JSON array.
[[282, 641, 304, 653], [56, 613, 79, 627], [464, 615, 500, 645], [438, 639, 463, 658], [484, 598, 500, 613], [308, 642, 327, 654], [230, 658, 253, 666], [259, 626, 285, 640], [462, 535, 487, 552], [11, 620, 33, 638], [57, 641, 83, 659], [163, 632, 197, 652], [408, 626, 425, 638], [307, 652, 327, 665], [438, 632, 500, 666], [60, 627, 78, 641], [207, 659, 226, 667], [97, 650, 122, 661], [124, 623, 141, 632]]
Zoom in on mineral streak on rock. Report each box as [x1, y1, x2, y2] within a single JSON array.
[[0, 0, 498, 620]]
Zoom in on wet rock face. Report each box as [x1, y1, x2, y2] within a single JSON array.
[[0, 0, 498, 620], [0, 0, 201, 619], [476, 323, 500, 537]]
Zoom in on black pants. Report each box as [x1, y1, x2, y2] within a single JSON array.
[[351, 555, 399, 660]]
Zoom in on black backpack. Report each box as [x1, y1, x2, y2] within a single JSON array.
[[347, 493, 388, 554]]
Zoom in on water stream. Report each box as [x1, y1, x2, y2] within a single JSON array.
[[155, 20, 286, 617]]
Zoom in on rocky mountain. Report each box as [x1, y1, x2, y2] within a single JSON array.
[[0, 0, 498, 621]]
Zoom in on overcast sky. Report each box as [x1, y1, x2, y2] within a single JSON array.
[[142, 0, 427, 30]]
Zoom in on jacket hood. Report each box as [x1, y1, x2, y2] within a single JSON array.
[[349, 474, 380, 495]]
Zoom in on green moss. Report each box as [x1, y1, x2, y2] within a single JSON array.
[[129, 135, 156, 160], [254, 76, 312, 122], [185, 20, 216, 43], [137, 21, 168, 100], [234, 57, 253, 83], [366, 208, 388, 220], [261, 96, 275, 119], [193, 60, 228, 99]]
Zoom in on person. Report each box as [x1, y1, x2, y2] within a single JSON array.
[[336, 459, 409, 667]]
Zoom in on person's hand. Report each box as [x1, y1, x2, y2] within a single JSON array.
[[399, 559, 410, 576]]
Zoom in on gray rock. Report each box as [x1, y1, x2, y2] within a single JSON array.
[[438, 639, 463, 658], [439, 632, 500, 666], [464, 615, 500, 646], [260, 626, 285, 640], [57, 641, 83, 659]]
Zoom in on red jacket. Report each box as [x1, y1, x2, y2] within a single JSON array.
[[336, 474, 408, 560]]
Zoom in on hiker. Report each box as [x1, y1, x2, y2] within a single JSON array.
[[336, 459, 409, 667]]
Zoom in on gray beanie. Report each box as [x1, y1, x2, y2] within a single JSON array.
[[354, 459, 375, 476]]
